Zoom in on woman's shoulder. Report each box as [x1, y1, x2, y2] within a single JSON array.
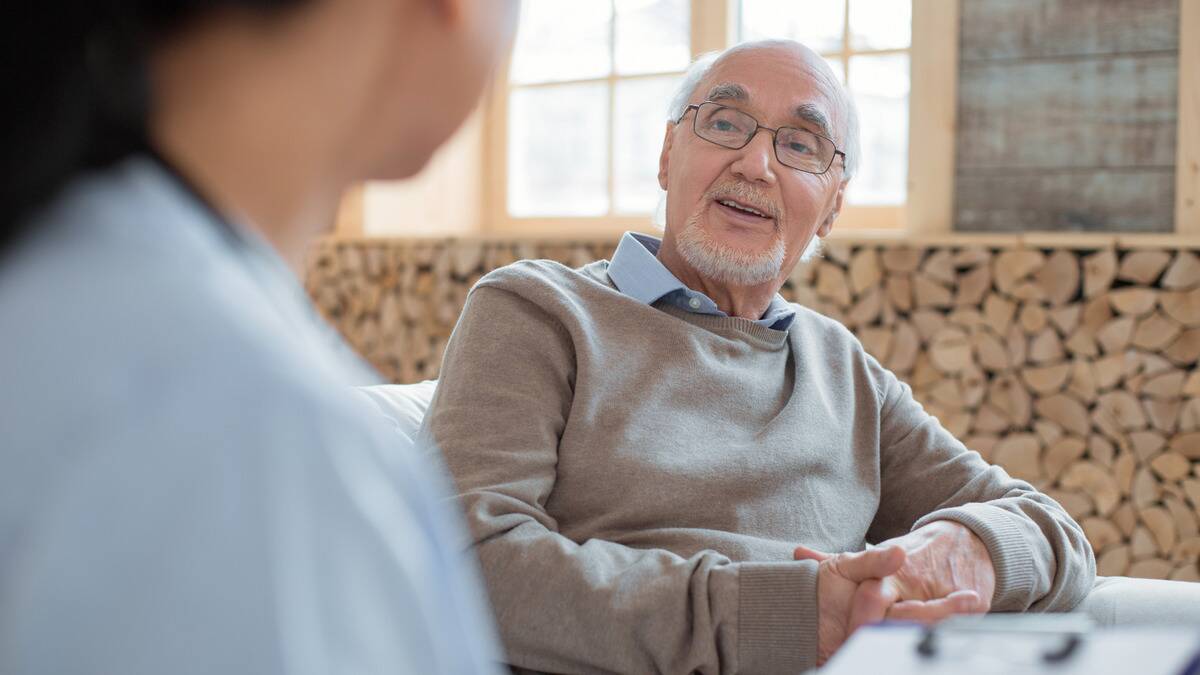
[[0, 159, 381, 449]]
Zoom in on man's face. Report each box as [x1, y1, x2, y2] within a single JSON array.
[[658, 45, 848, 287]]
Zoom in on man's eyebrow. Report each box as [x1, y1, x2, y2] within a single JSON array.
[[704, 82, 748, 103], [704, 83, 836, 140], [793, 103, 834, 140]]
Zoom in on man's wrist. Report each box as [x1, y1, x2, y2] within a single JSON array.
[[914, 505, 1038, 610]]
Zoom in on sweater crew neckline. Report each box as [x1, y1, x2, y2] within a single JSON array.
[[654, 301, 791, 347]]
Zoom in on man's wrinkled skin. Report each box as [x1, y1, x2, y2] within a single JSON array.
[[802, 521, 996, 664]]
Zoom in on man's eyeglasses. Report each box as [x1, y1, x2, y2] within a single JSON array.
[[675, 101, 846, 176]]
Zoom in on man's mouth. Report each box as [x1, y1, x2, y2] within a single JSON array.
[[714, 197, 773, 220]]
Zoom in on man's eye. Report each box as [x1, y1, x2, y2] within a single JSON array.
[[713, 120, 737, 132], [788, 141, 813, 154]]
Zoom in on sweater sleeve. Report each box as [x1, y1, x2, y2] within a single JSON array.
[[421, 284, 820, 675], [865, 358, 1096, 612]]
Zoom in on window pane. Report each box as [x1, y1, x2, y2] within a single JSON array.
[[508, 83, 609, 217], [826, 56, 846, 84], [740, 0, 845, 53], [615, 0, 690, 75], [845, 53, 909, 206], [849, 0, 911, 51], [614, 76, 681, 213], [510, 0, 611, 85]]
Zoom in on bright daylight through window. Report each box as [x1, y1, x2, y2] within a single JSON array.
[[507, 0, 689, 218]]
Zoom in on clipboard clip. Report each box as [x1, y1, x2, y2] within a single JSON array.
[[915, 614, 1094, 664]]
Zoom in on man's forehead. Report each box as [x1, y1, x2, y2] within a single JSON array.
[[698, 43, 842, 121], [701, 80, 837, 140]]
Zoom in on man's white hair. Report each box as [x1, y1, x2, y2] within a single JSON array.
[[652, 40, 860, 262]]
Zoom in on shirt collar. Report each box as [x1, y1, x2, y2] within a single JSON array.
[[607, 231, 685, 306], [607, 231, 796, 330]]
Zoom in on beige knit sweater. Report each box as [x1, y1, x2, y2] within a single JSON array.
[[421, 259, 1095, 675]]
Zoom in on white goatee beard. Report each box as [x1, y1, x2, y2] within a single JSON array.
[[675, 211, 787, 287]]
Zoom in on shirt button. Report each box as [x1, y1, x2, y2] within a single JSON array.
[[688, 297, 701, 309]]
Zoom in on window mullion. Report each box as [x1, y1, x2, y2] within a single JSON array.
[[841, 0, 852, 82], [842, 47, 911, 59], [607, 0, 617, 217], [512, 76, 615, 90]]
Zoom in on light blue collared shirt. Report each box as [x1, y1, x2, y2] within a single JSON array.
[[606, 231, 796, 331]]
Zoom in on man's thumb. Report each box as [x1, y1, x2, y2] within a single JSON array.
[[834, 546, 905, 581], [794, 545, 834, 562]]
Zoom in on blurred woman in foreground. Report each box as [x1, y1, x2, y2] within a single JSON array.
[[0, 1, 517, 673]]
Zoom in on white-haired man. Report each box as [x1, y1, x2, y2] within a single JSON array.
[[422, 40, 1094, 673]]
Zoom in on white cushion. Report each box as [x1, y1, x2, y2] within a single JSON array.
[[357, 380, 438, 440], [1076, 575, 1200, 626]]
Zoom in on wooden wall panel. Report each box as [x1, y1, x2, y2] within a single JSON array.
[[956, 55, 1178, 170], [306, 236, 1200, 582], [960, 0, 1179, 60], [955, 0, 1181, 233], [956, 170, 1175, 232]]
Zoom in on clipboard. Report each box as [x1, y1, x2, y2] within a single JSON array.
[[821, 615, 1200, 675]]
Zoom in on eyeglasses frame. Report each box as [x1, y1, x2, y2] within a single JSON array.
[[675, 101, 847, 176]]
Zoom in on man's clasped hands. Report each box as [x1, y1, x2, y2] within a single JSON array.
[[797, 520, 997, 665]]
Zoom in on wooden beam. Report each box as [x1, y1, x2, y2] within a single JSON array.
[[690, 0, 734, 57], [333, 184, 365, 236], [1178, 0, 1200, 234], [906, 0, 960, 234], [484, 215, 658, 239], [482, 60, 510, 235], [832, 205, 905, 231]]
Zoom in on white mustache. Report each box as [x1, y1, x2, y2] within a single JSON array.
[[705, 182, 780, 221]]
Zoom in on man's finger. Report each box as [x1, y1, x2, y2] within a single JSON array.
[[885, 591, 981, 624], [832, 546, 905, 582], [793, 545, 834, 562], [846, 577, 898, 635], [945, 589, 987, 614]]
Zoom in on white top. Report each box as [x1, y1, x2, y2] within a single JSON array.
[[0, 158, 502, 675]]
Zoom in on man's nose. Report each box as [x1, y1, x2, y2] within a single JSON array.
[[730, 128, 778, 186]]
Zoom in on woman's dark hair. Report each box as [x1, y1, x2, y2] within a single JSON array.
[[0, 1, 301, 255]]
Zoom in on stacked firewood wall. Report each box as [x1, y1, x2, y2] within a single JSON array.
[[305, 240, 615, 384], [306, 237, 1200, 582]]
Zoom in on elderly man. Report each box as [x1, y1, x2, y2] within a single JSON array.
[[422, 40, 1094, 673]]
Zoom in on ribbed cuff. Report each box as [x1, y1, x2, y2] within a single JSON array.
[[737, 561, 820, 674], [914, 503, 1039, 610]]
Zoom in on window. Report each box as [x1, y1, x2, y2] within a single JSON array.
[[489, 0, 923, 234], [502, 0, 689, 225], [740, 0, 911, 209]]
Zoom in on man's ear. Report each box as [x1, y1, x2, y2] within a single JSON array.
[[657, 122, 675, 191], [818, 179, 848, 237]]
